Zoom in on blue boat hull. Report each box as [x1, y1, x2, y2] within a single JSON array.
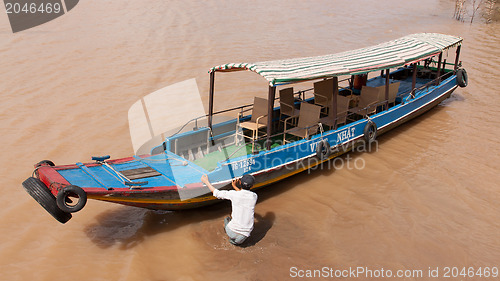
[[29, 75, 459, 213]]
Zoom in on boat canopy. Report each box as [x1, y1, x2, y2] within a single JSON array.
[[209, 33, 462, 86]]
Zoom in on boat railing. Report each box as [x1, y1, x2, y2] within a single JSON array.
[[166, 104, 255, 140], [166, 87, 315, 154], [170, 77, 352, 139], [399, 71, 454, 103], [343, 99, 388, 121], [167, 115, 211, 138], [426, 59, 459, 68], [346, 70, 450, 119], [203, 88, 315, 126]]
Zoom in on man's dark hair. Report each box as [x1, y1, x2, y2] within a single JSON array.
[[239, 174, 255, 190]]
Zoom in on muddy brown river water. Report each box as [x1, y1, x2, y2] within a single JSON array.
[[1, 0, 499, 280]]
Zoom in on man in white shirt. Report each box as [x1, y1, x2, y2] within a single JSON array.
[[201, 174, 258, 245]]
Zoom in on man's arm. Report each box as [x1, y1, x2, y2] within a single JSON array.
[[201, 175, 216, 193], [201, 175, 231, 199]]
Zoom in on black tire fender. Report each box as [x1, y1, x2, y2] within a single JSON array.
[[35, 160, 55, 168], [363, 120, 377, 143], [316, 139, 331, 160], [457, 68, 468, 88], [56, 185, 87, 213], [22, 177, 72, 224]]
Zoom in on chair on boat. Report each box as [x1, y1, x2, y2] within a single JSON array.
[[320, 95, 351, 128], [388, 81, 401, 107], [283, 103, 322, 143], [279, 87, 300, 120], [236, 97, 268, 151], [313, 78, 335, 114], [348, 85, 383, 118]]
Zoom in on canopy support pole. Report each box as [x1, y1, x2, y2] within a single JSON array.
[[331, 77, 339, 129], [411, 63, 417, 93], [436, 52, 443, 85], [208, 71, 215, 130], [385, 69, 390, 110], [266, 86, 276, 150], [454, 45, 461, 71]]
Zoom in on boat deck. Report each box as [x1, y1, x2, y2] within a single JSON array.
[[57, 153, 207, 189], [160, 66, 452, 172], [192, 137, 283, 171]]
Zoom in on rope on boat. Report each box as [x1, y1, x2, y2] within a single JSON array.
[[102, 161, 133, 182], [92, 157, 149, 189], [224, 143, 249, 162], [137, 156, 188, 166]]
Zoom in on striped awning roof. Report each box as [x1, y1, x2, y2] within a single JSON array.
[[209, 33, 462, 86]]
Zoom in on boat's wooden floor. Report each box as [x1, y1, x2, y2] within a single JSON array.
[[121, 167, 162, 180]]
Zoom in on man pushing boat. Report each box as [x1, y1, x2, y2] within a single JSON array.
[[201, 174, 258, 245]]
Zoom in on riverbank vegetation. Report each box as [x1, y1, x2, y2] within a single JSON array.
[[454, 0, 499, 23]]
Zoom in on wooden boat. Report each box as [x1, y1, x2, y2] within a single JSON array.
[[22, 33, 468, 223]]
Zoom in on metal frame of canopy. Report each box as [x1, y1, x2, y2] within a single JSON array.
[[207, 33, 463, 150]]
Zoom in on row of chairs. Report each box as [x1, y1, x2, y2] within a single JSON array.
[[349, 82, 400, 117], [282, 78, 346, 143], [235, 78, 342, 148], [236, 77, 400, 149]]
